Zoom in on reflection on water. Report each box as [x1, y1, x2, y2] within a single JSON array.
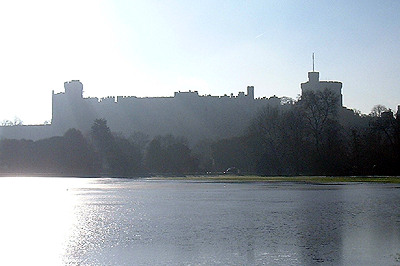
[[0, 177, 79, 265], [0, 178, 399, 265]]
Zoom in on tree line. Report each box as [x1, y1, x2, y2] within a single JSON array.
[[0, 90, 399, 176], [0, 118, 199, 176], [208, 90, 400, 176]]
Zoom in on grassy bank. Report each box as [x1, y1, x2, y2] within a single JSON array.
[[148, 175, 400, 183]]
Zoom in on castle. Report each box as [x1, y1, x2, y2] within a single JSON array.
[[301, 71, 343, 106], [0, 71, 343, 143]]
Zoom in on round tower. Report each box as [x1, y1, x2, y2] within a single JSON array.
[[64, 80, 83, 99]]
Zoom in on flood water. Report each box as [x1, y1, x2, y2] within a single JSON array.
[[0, 177, 399, 265]]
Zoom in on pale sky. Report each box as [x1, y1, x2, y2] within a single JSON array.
[[0, 0, 399, 124]]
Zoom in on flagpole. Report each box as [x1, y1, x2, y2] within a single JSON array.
[[313, 53, 314, 72]]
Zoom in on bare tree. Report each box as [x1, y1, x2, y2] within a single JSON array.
[[299, 89, 339, 153], [370, 104, 388, 117], [1, 120, 13, 126], [280, 96, 295, 106], [1, 117, 23, 126]]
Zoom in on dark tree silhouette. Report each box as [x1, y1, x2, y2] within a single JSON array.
[[129, 131, 150, 170], [370, 104, 388, 117], [145, 135, 198, 174], [299, 89, 339, 155], [0, 129, 95, 175], [367, 110, 400, 174], [0, 139, 34, 172], [89, 119, 144, 175], [112, 135, 143, 175], [247, 107, 285, 175], [247, 106, 312, 175], [34, 136, 66, 173], [211, 136, 253, 174], [193, 139, 215, 172], [90, 119, 114, 172], [1, 98, 399, 176], [63, 128, 94, 174]]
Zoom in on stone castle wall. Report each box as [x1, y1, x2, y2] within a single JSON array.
[[0, 71, 342, 142], [0, 82, 279, 142], [301, 72, 343, 106]]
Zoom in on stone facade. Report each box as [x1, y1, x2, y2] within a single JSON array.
[[301, 72, 343, 106], [0, 71, 344, 142], [1, 81, 279, 142]]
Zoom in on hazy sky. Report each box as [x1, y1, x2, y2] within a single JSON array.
[[0, 0, 399, 124]]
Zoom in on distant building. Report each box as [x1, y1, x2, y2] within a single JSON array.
[[301, 71, 343, 106], [0, 70, 349, 142], [0, 82, 279, 142], [396, 105, 400, 119]]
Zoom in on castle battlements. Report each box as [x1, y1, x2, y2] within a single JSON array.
[[0, 71, 344, 142], [301, 71, 343, 106]]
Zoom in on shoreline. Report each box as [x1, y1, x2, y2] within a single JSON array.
[[146, 175, 400, 184], [1, 174, 400, 183]]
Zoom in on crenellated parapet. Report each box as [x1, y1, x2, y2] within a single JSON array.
[[46, 81, 277, 142], [4, 72, 331, 141], [64, 80, 83, 99], [301, 71, 343, 106]]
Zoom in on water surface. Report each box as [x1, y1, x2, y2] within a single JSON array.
[[0, 177, 399, 265]]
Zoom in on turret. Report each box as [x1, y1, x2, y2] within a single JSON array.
[[301, 71, 343, 107], [308, 72, 319, 84], [247, 86, 254, 99], [64, 80, 83, 99]]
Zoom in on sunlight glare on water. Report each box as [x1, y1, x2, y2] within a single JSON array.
[[0, 177, 399, 265], [0, 177, 81, 265]]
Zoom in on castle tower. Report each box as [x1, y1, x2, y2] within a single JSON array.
[[301, 71, 343, 107], [64, 80, 83, 99], [301, 54, 343, 106], [308, 71, 319, 84], [51, 80, 86, 134], [247, 86, 254, 99]]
